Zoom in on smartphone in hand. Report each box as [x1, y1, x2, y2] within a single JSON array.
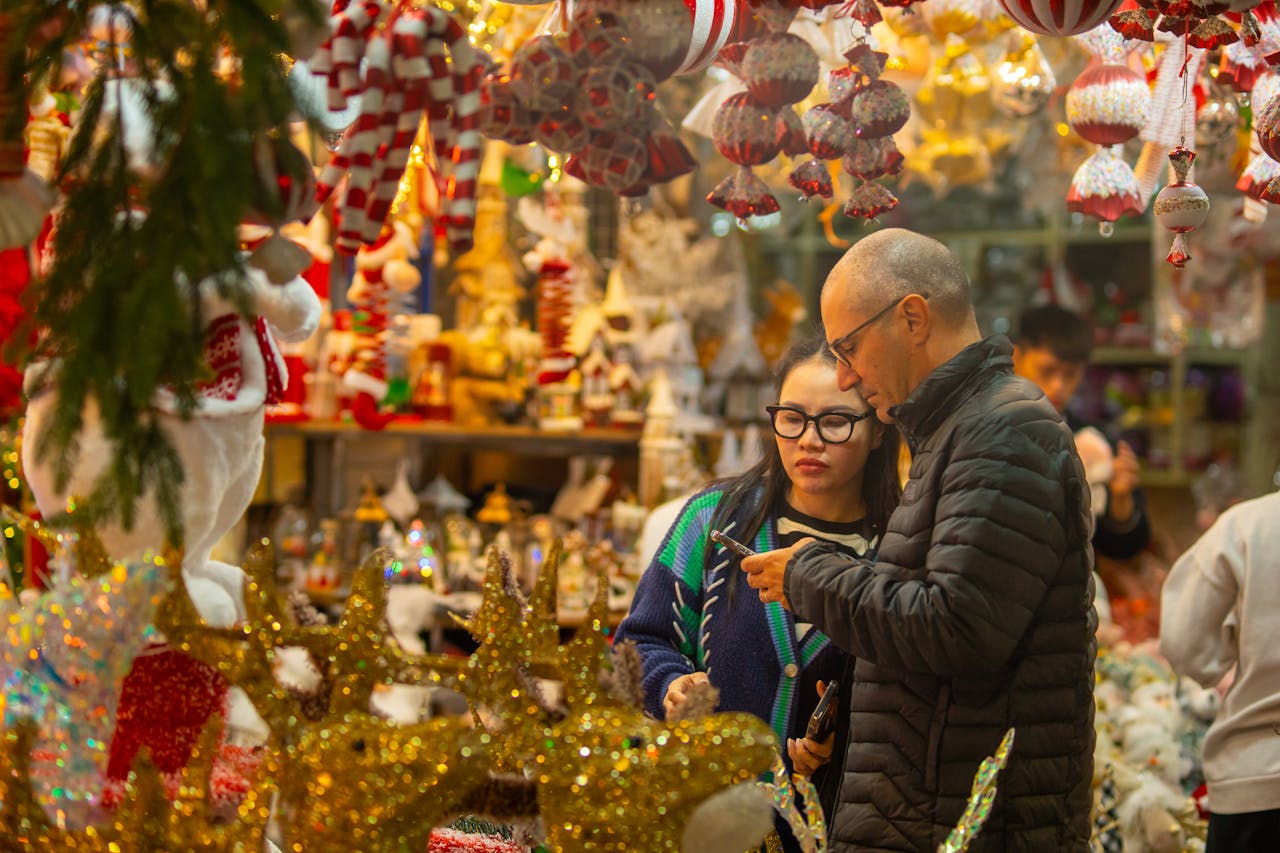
[[710, 529, 755, 558], [806, 679, 840, 742]]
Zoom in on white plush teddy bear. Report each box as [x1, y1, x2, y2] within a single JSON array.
[[22, 261, 321, 626]]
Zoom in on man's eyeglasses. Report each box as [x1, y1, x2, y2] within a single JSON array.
[[766, 405, 873, 444], [827, 292, 930, 368]]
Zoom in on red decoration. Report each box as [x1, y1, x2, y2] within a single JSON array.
[[712, 91, 782, 166], [1236, 149, 1280, 201], [477, 73, 535, 144], [534, 113, 591, 153], [566, 9, 632, 68], [104, 647, 228, 806], [802, 103, 852, 159], [566, 132, 647, 190], [789, 158, 834, 198], [1255, 88, 1280, 160], [1153, 146, 1210, 267], [579, 0, 693, 82], [1000, 0, 1126, 35], [1066, 62, 1151, 146], [843, 136, 905, 180], [579, 61, 656, 131], [707, 166, 780, 218], [849, 79, 911, 139], [509, 35, 579, 116], [1067, 146, 1145, 223], [775, 107, 807, 156], [843, 180, 899, 220], [740, 32, 820, 107]]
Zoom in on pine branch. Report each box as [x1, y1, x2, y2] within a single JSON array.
[[6, 0, 325, 544]]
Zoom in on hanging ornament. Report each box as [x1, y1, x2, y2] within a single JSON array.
[[788, 158, 834, 198], [577, 0, 694, 82], [844, 136, 905, 180], [923, 0, 984, 38], [775, 108, 809, 157], [1067, 145, 1145, 224], [1219, 40, 1267, 93], [1066, 62, 1151, 146], [849, 79, 912, 138], [712, 92, 782, 165], [579, 61, 656, 131], [740, 33, 821, 108], [1236, 147, 1280, 201], [707, 167, 781, 218], [1153, 146, 1211, 267], [843, 180, 899, 220], [564, 132, 647, 190], [1196, 88, 1241, 148], [477, 74, 536, 144], [566, 8, 633, 68], [999, 0, 1126, 35], [509, 35, 579, 116], [802, 103, 852, 159], [1253, 90, 1280, 159], [992, 32, 1057, 117], [534, 112, 591, 153]]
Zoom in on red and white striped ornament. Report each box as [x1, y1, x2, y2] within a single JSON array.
[[1153, 146, 1210, 267], [571, 0, 738, 77], [313, 3, 483, 255], [997, 0, 1124, 36], [1066, 62, 1151, 146]]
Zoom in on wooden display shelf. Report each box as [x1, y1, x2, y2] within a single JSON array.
[[265, 419, 644, 456]]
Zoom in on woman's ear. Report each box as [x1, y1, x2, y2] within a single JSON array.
[[869, 422, 884, 450]]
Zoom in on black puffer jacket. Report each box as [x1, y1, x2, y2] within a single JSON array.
[[785, 335, 1096, 853]]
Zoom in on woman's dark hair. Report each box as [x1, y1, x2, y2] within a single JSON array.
[[705, 331, 902, 602]]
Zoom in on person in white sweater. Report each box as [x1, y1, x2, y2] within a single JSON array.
[[1159, 490, 1280, 853]]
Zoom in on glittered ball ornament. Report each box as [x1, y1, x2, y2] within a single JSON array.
[[576, 0, 693, 82], [534, 113, 591, 153], [1253, 91, 1280, 161], [509, 35, 579, 116], [801, 103, 852, 160], [849, 80, 912, 139], [998, 0, 1126, 36], [713, 92, 782, 166], [843, 136, 905, 180], [992, 35, 1057, 118], [565, 132, 647, 190], [1153, 146, 1210, 268], [740, 32, 821, 108], [1066, 62, 1151, 146], [477, 74, 536, 144], [566, 9, 633, 68], [707, 166, 781, 218], [1196, 92, 1241, 149], [579, 61, 656, 131]]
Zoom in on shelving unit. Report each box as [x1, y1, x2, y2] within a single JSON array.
[[262, 421, 643, 519]]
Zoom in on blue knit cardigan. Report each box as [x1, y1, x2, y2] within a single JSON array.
[[616, 486, 849, 747]]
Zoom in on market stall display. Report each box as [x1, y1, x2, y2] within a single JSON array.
[[3, 0, 1279, 849]]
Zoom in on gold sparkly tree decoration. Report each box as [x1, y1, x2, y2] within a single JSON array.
[[939, 728, 1016, 853]]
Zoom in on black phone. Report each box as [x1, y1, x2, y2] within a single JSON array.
[[710, 529, 755, 558], [806, 680, 840, 742]]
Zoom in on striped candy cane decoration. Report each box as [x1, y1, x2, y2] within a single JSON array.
[[333, 34, 396, 251], [310, 0, 383, 111], [678, 0, 737, 75], [433, 9, 483, 254]]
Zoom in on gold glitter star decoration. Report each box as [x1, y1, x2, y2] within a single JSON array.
[[2, 537, 780, 851]]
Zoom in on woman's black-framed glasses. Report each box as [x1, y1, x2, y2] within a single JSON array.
[[766, 405, 873, 444], [828, 292, 930, 368]]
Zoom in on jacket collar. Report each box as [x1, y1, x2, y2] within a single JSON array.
[[890, 334, 1014, 451]]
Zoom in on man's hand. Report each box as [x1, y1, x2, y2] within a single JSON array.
[[740, 538, 815, 611], [1108, 440, 1140, 524], [663, 672, 710, 718]]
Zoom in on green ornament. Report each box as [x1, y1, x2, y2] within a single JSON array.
[[500, 158, 543, 198]]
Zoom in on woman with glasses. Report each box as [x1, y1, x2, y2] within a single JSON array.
[[616, 334, 901, 846]]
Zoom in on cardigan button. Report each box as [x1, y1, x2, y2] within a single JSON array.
[[783, 663, 799, 678]]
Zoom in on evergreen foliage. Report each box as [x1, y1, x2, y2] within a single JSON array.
[[4, 0, 324, 544]]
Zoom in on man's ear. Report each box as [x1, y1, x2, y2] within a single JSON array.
[[901, 293, 930, 342]]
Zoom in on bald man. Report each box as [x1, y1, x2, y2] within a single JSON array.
[[741, 229, 1096, 853]]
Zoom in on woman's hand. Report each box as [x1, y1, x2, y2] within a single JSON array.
[[664, 671, 710, 718], [787, 732, 835, 776]]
